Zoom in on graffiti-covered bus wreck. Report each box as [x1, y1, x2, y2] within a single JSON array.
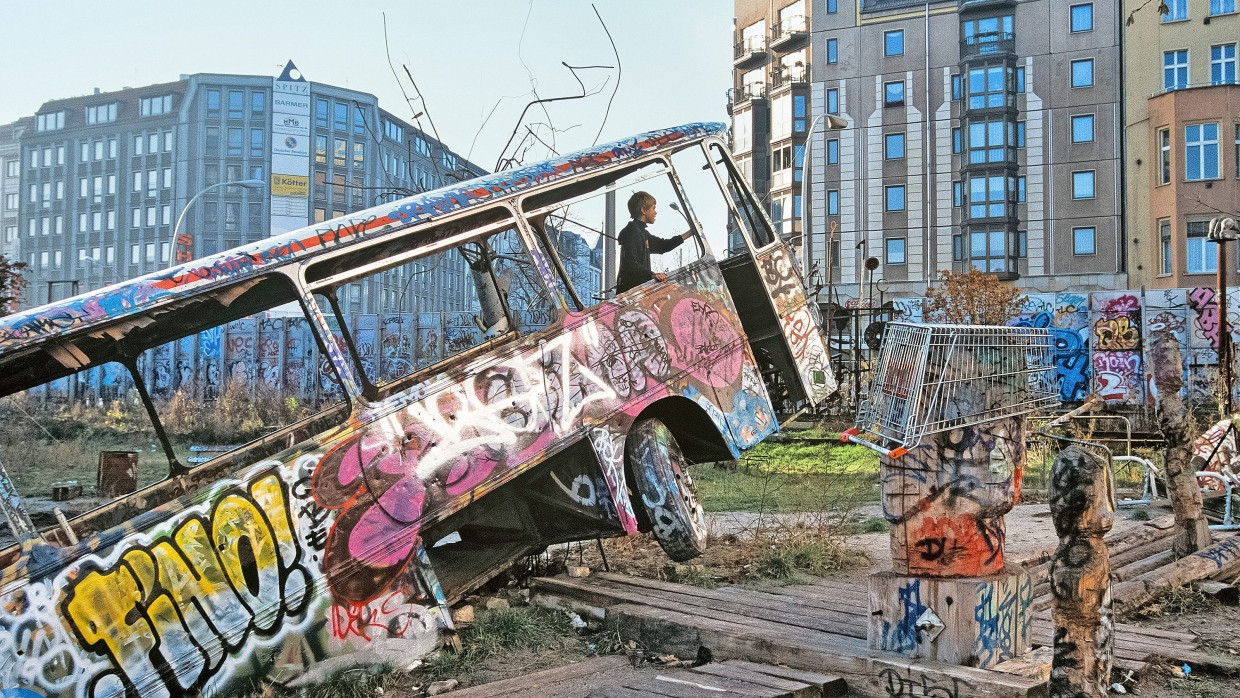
[[0, 123, 834, 697]]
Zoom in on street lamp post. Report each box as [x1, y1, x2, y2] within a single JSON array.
[[799, 113, 849, 287], [170, 179, 264, 267], [1208, 216, 1238, 415]]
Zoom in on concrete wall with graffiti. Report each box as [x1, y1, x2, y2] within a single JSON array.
[[893, 287, 1240, 406]]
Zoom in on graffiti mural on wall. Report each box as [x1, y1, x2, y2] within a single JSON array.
[[896, 287, 1239, 406], [1090, 292, 1144, 404]]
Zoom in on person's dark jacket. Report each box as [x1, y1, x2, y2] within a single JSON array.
[[615, 219, 685, 293]]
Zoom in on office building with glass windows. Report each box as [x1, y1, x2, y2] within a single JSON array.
[[732, 0, 1125, 301], [14, 63, 486, 311], [1123, 0, 1240, 289]]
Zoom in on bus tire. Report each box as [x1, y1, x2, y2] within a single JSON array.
[[626, 418, 707, 561]]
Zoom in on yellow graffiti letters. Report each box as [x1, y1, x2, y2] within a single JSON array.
[[61, 473, 309, 697]]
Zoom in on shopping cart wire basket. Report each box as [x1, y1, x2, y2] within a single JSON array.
[[842, 322, 1059, 458]]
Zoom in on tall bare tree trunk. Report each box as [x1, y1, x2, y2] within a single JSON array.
[[1149, 332, 1210, 556]]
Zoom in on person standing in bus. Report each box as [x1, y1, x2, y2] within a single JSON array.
[[616, 191, 693, 293]]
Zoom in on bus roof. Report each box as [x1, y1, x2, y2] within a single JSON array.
[[0, 122, 725, 356]]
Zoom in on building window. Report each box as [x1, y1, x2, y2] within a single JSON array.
[[969, 175, 1006, 218], [1071, 59, 1094, 87], [315, 99, 329, 128], [36, 111, 65, 131], [1071, 3, 1094, 30], [250, 129, 263, 157], [251, 92, 265, 114], [5, 160, 16, 177], [952, 74, 962, 100], [334, 138, 347, 167], [225, 90, 243, 119], [1211, 44, 1237, 85], [1159, 219, 1172, 275], [1187, 220, 1218, 272], [206, 126, 220, 156], [354, 142, 365, 169], [1073, 227, 1096, 255], [334, 102, 348, 131], [954, 180, 963, 207], [827, 39, 838, 64], [1186, 123, 1220, 180], [968, 66, 1007, 109], [952, 127, 962, 154], [886, 185, 906, 211], [1072, 115, 1095, 142], [1165, 0, 1188, 20], [1015, 67, 1025, 93], [207, 90, 220, 112], [140, 95, 173, 116], [383, 118, 404, 143], [1164, 50, 1189, 90], [886, 238, 906, 264], [1211, 0, 1236, 13], [826, 88, 839, 115], [227, 128, 243, 157], [315, 135, 327, 164], [414, 136, 431, 158], [1072, 170, 1095, 198], [969, 230, 1008, 271], [1159, 128, 1172, 184], [1016, 121, 1026, 147], [828, 189, 839, 215], [827, 0, 837, 11], [827, 139, 839, 164], [1235, 124, 1240, 178], [884, 30, 904, 56], [885, 132, 906, 159], [968, 120, 1008, 164], [884, 81, 905, 107], [95, 141, 104, 160]]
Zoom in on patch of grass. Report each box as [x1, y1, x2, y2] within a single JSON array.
[[305, 665, 401, 698], [852, 516, 890, 534], [1127, 585, 1219, 621], [753, 538, 864, 580], [423, 606, 576, 682], [692, 440, 879, 514], [1132, 508, 1152, 521], [664, 563, 717, 588], [755, 547, 798, 580]]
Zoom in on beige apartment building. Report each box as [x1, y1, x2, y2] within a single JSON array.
[[1124, 0, 1240, 289], [732, 0, 1126, 303]]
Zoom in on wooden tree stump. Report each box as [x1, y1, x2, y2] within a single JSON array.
[[1048, 446, 1114, 698], [1149, 332, 1210, 556]]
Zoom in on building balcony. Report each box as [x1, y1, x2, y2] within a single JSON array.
[[958, 0, 1017, 13], [734, 38, 770, 70], [770, 16, 809, 54], [734, 82, 768, 107], [960, 32, 1016, 60], [770, 64, 810, 91]]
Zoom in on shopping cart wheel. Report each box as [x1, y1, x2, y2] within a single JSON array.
[[626, 418, 708, 561]]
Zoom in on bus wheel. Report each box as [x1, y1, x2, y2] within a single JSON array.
[[626, 418, 707, 561]]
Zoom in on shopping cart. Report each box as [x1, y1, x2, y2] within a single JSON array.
[[842, 322, 1058, 458]]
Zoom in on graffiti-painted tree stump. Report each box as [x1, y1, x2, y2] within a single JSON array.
[[868, 416, 1033, 668], [1048, 446, 1113, 698]]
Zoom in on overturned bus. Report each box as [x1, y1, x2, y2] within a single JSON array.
[[0, 122, 834, 696]]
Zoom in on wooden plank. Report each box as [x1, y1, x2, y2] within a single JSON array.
[[722, 661, 848, 697], [537, 576, 867, 650], [617, 674, 752, 698], [712, 587, 869, 634], [662, 668, 792, 697], [449, 655, 632, 697], [589, 686, 653, 698], [689, 663, 818, 698], [611, 602, 1046, 698]]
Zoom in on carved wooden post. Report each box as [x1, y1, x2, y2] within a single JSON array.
[[1149, 332, 1210, 556], [869, 414, 1032, 668], [1048, 446, 1113, 698]]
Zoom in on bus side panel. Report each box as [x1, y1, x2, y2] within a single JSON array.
[[0, 267, 772, 698]]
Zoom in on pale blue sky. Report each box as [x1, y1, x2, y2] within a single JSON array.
[[0, 1, 732, 169]]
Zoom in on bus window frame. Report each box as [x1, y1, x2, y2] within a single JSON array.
[[517, 155, 711, 306], [299, 204, 564, 401], [697, 140, 780, 254]]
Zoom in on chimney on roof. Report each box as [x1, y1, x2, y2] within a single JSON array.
[[180, 74, 189, 80], [93, 87, 100, 95]]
